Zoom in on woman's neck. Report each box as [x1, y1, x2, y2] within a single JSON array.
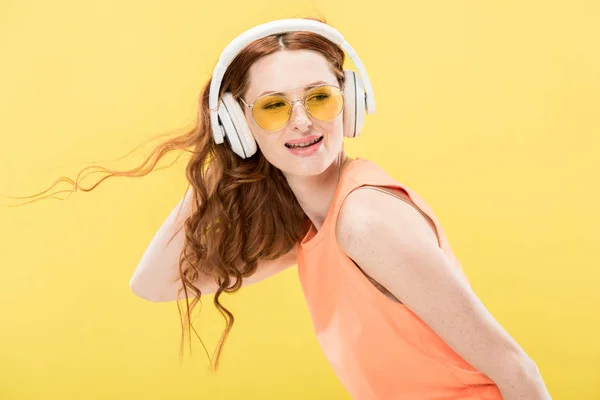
[[284, 155, 353, 231]]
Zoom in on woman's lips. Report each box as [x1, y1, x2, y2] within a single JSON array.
[[285, 136, 324, 155], [285, 134, 323, 146]]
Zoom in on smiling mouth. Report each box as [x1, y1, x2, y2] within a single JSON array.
[[285, 136, 324, 149]]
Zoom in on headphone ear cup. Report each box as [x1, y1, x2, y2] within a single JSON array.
[[342, 70, 366, 138], [218, 92, 257, 159]]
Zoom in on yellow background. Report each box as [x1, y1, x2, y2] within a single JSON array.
[[1, 1, 598, 399]]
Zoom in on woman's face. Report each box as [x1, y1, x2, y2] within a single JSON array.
[[241, 49, 344, 177]]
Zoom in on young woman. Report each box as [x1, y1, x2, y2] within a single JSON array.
[[20, 17, 550, 400]]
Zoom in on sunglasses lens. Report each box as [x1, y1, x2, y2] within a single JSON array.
[[253, 95, 291, 131], [251, 85, 344, 131], [305, 85, 344, 121]]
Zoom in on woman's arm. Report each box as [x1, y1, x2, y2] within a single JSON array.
[[129, 188, 297, 302], [335, 187, 552, 400]]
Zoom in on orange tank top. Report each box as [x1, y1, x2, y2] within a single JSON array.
[[296, 157, 503, 400]]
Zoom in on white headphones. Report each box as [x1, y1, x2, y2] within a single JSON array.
[[208, 19, 376, 159]]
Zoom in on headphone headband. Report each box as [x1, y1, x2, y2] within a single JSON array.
[[208, 19, 375, 144]]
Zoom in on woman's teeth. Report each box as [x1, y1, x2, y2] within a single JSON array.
[[286, 136, 323, 148]]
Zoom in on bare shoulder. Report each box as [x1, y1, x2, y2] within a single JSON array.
[[335, 185, 438, 254]]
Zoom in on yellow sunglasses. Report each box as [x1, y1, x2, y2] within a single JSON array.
[[239, 84, 344, 131]]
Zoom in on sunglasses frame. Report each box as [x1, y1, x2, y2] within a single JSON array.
[[238, 84, 345, 132]]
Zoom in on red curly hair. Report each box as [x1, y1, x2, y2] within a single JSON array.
[[5, 15, 347, 372]]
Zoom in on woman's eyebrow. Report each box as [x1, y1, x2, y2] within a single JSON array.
[[256, 80, 329, 98]]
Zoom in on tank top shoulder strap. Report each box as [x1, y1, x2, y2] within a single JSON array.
[[328, 158, 465, 276], [330, 157, 408, 223]]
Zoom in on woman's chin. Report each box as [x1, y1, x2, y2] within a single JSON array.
[[285, 156, 340, 177]]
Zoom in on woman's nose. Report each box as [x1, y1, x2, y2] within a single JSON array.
[[288, 101, 312, 130]]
